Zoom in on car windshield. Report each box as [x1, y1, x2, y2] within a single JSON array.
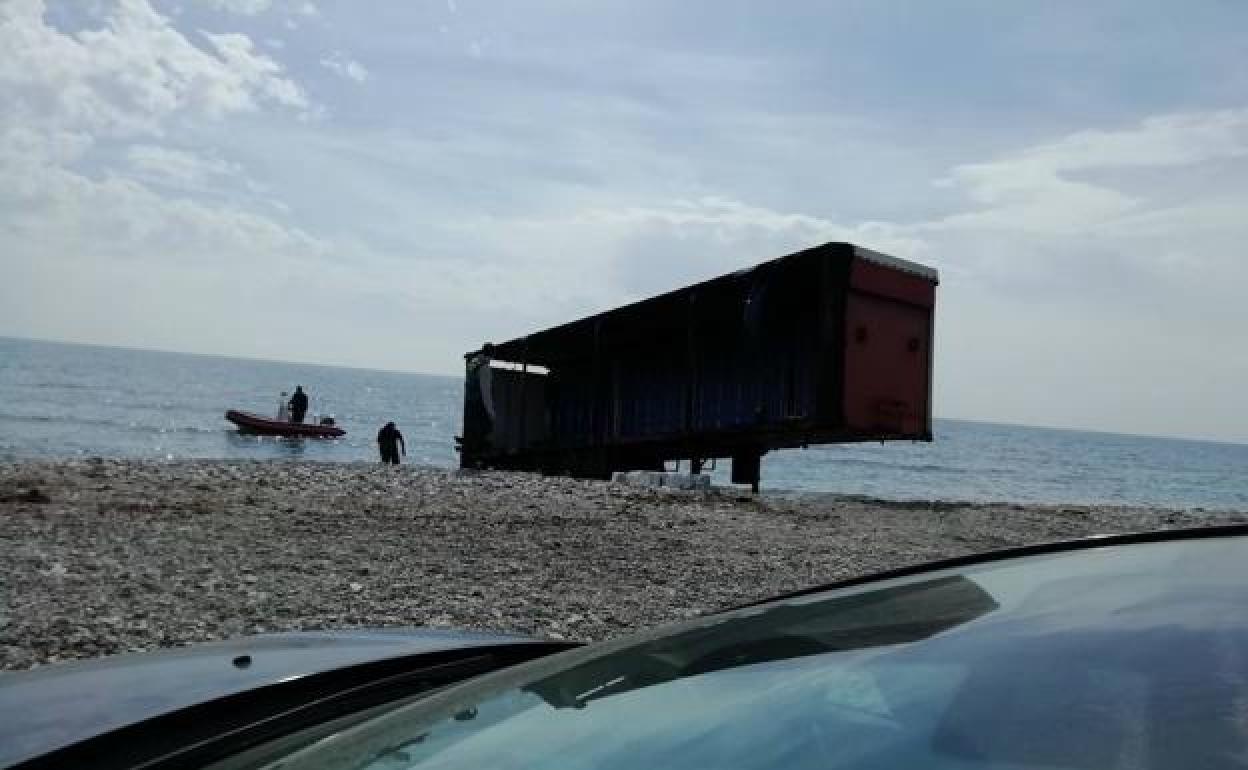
[[218, 534, 1248, 770]]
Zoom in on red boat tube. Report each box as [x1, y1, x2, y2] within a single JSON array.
[[225, 410, 346, 438]]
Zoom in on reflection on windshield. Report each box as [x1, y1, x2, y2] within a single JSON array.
[[526, 574, 997, 710]]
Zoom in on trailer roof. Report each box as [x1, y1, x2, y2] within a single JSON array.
[[854, 246, 940, 282], [475, 242, 937, 366]]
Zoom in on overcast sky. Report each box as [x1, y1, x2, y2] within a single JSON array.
[[2, 0, 1247, 442]]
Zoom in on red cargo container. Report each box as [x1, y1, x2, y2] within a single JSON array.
[[458, 242, 938, 490], [842, 251, 937, 439]]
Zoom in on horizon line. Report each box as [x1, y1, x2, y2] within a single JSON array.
[[4, 333, 1244, 448]]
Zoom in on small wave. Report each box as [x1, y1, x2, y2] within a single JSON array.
[[804, 455, 988, 476], [123, 423, 226, 436], [0, 413, 146, 429], [0, 414, 57, 423], [22, 381, 102, 390], [0, 413, 100, 426], [0, 412, 221, 435]]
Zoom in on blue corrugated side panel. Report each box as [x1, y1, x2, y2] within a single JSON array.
[[546, 336, 819, 449], [550, 368, 594, 446], [693, 339, 817, 431], [616, 353, 684, 440]]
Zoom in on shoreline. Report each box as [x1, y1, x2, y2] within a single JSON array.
[[762, 487, 1241, 515], [4, 454, 1238, 515], [4, 457, 1246, 670]]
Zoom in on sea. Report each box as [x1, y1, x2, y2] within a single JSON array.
[[2, 336, 1245, 511]]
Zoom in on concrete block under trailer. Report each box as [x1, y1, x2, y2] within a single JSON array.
[[457, 242, 938, 491]]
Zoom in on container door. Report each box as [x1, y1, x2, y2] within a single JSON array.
[[842, 259, 935, 438]]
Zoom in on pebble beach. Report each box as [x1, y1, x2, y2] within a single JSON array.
[[3, 458, 1246, 671]]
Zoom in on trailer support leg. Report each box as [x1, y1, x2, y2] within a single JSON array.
[[731, 450, 762, 494]]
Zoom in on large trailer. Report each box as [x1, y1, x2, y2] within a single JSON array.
[[457, 242, 938, 491]]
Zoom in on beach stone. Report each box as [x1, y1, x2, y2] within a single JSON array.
[[612, 471, 710, 491], [1, 457, 1243, 670], [0, 486, 51, 505]]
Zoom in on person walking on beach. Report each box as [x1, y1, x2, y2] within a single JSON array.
[[377, 422, 405, 465], [288, 386, 309, 424], [276, 391, 290, 422]]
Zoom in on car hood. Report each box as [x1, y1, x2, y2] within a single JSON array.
[[0, 628, 553, 768]]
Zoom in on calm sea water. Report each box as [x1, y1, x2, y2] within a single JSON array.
[[2, 337, 1245, 510]]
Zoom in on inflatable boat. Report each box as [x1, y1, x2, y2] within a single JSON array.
[[225, 410, 346, 438]]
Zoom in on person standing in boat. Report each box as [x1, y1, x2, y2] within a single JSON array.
[[288, 386, 309, 424], [277, 391, 290, 422], [377, 422, 405, 465]]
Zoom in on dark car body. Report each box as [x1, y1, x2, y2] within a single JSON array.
[[7, 525, 1248, 769], [1, 630, 575, 769]]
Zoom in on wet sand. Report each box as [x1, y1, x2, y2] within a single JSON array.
[[3, 458, 1245, 670]]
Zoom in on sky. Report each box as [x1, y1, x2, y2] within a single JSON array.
[[2, 0, 1247, 443]]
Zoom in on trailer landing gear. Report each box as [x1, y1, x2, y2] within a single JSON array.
[[731, 450, 762, 494]]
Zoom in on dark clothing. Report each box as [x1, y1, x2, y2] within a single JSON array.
[[289, 390, 309, 423], [377, 424, 404, 465]]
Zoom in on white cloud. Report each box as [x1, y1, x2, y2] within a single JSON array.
[[1012, 110, 1248, 170], [0, 0, 308, 140], [578, 197, 925, 256], [201, 31, 309, 111], [19, 168, 319, 262], [204, 0, 272, 15], [413, 196, 928, 333], [0, 120, 347, 359], [320, 50, 369, 83], [0, 0, 334, 359], [930, 109, 1248, 235], [126, 144, 241, 187], [932, 109, 1248, 310]]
